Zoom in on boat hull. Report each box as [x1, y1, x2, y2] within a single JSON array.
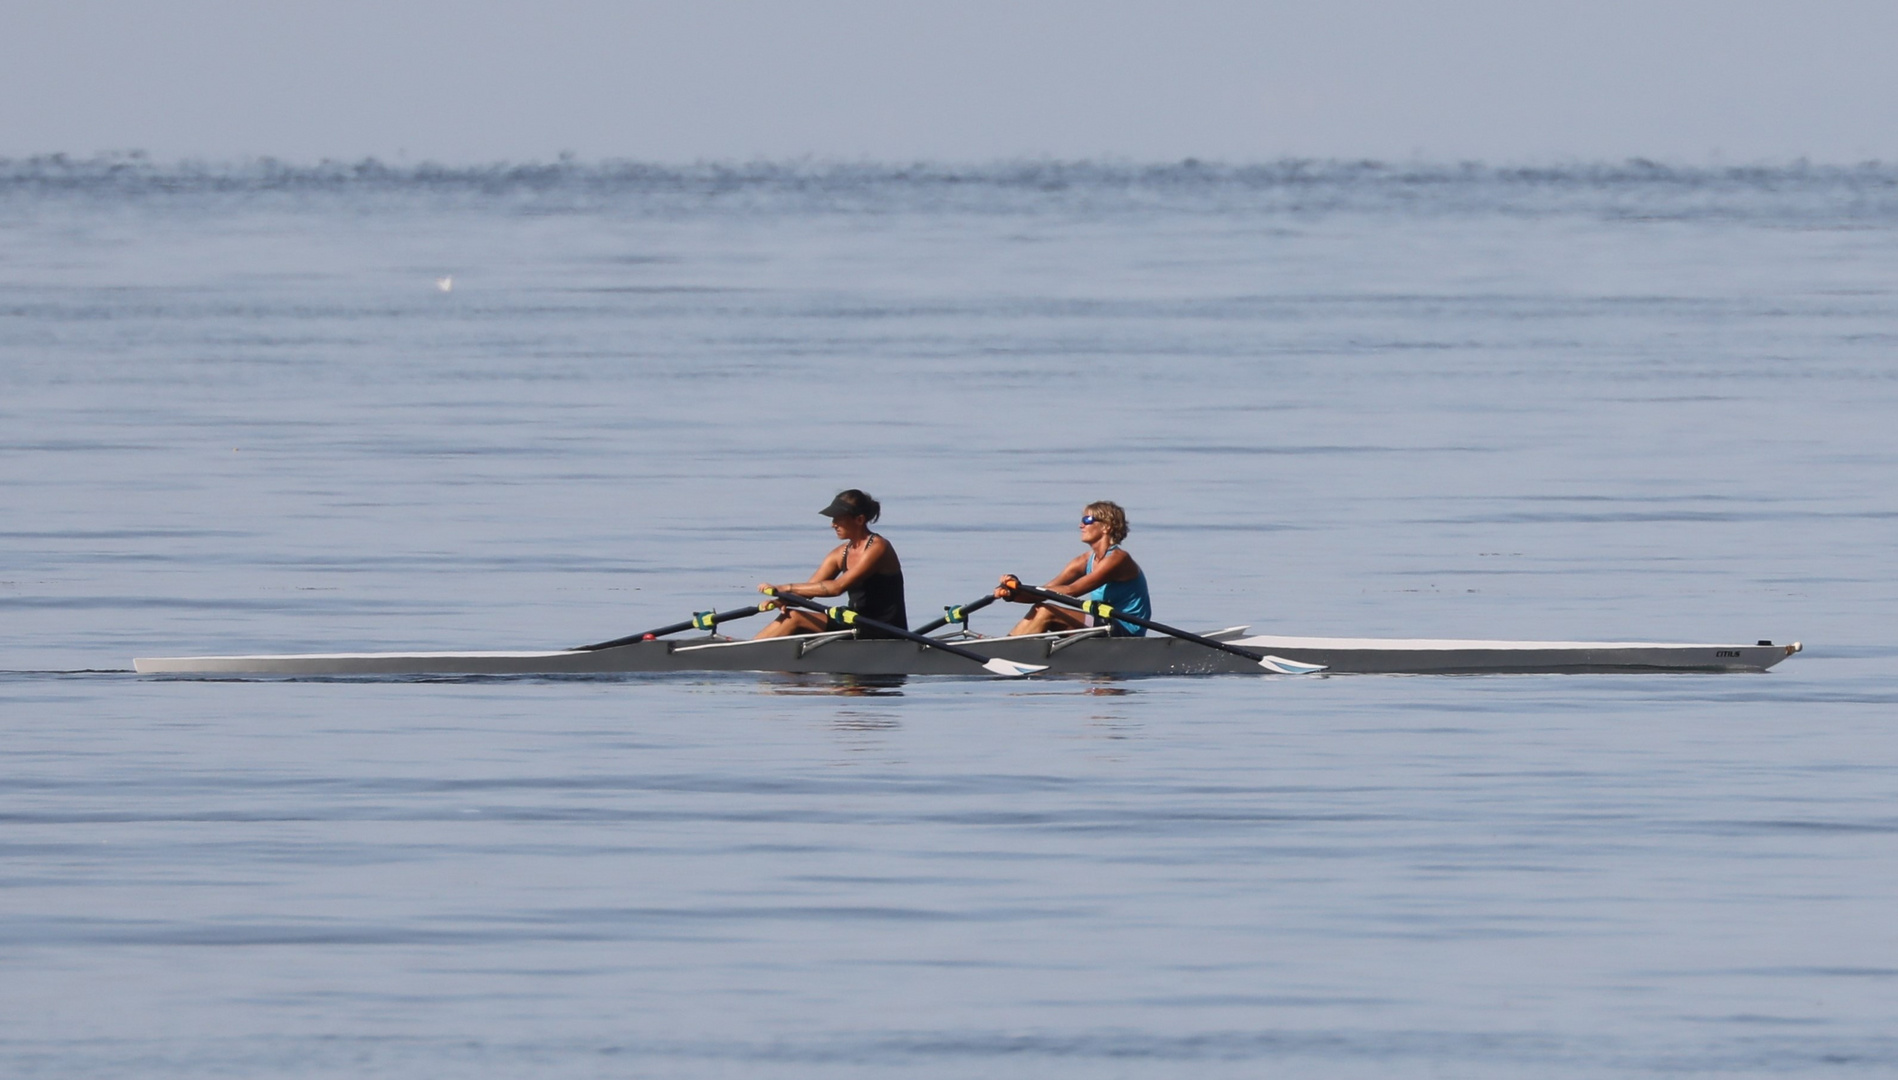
[[134, 632, 1801, 677], [1227, 635, 1799, 675]]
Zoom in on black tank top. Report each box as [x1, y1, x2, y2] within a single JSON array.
[[842, 536, 908, 636]]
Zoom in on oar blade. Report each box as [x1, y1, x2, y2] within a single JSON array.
[[982, 658, 1048, 678], [1260, 655, 1326, 674]]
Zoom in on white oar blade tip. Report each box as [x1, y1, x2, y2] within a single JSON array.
[[984, 658, 1048, 678], [1260, 655, 1327, 674]]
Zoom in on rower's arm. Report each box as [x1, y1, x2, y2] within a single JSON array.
[[1045, 548, 1135, 596], [759, 545, 850, 599], [808, 535, 892, 598], [768, 537, 890, 600], [997, 551, 1119, 603], [1034, 554, 1093, 596]]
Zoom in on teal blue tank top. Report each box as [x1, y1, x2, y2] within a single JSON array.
[[1086, 545, 1150, 637]]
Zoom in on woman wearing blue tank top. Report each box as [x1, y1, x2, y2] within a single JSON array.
[[996, 500, 1151, 637]]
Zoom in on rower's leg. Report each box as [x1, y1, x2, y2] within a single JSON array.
[[754, 608, 829, 638], [1009, 603, 1087, 636]]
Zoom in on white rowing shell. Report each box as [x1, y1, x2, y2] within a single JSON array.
[[134, 628, 1801, 677]]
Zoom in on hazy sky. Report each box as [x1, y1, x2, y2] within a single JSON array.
[[5, 0, 1894, 163]]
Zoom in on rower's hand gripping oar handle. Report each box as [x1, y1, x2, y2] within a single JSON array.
[[999, 576, 1325, 674], [762, 588, 1045, 678], [573, 604, 770, 652]]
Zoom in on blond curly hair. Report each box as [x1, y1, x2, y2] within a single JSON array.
[[1085, 501, 1130, 544]]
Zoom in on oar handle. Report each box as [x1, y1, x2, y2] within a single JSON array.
[[1000, 577, 1268, 664], [912, 593, 1000, 635], [573, 604, 769, 652]]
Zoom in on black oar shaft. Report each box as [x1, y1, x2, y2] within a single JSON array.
[[574, 604, 768, 652], [769, 591, 1018, 670], [913, 593, 1000, 635], [1001, 577, 1267, 664]]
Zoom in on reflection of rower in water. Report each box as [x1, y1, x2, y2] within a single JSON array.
[[996, 500, 1151, 636], [755, 489, 909, 639]]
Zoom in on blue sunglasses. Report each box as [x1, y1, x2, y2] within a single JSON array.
[[1080, 515, 1097, 525]]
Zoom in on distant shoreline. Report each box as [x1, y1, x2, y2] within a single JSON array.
[[5, 155, 1894, 215]]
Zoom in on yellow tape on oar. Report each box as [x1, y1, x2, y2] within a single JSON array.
[[826, 607, 859, 624], [691, 610, 718, 631], [1080, 600, 1116, 620]]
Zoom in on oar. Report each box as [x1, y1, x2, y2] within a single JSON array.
[[912, 593, 1000, 636], [573, 604, 770, 652], [765, 590, 1046, 678], [999, 576, 1326, 674]]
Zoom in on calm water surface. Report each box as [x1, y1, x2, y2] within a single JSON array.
[[2, 161, 1895, 1076]]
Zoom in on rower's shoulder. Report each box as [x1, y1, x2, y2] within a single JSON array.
[[867, 532, 901, 567]]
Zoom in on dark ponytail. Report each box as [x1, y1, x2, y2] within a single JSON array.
[[823, 489, 881, 524]]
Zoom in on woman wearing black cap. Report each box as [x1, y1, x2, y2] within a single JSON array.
[[754, 489, 909, 639]]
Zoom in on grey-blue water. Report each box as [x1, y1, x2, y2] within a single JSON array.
[[3, 159, 1896, 1077]]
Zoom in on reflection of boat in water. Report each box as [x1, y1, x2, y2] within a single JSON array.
[[134, 625, 1801, 678]]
